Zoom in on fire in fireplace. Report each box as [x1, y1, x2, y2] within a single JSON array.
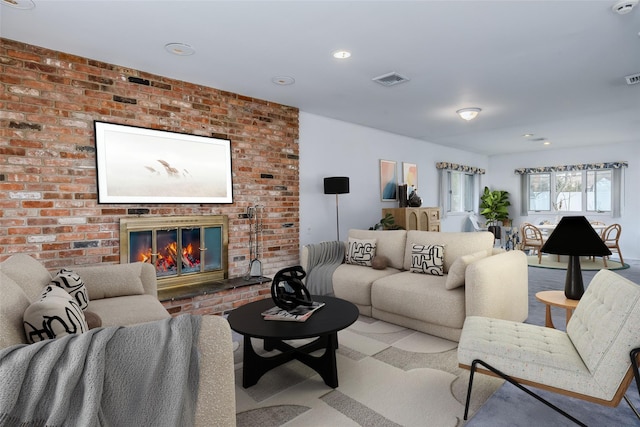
[[120, 215, 228, 290]]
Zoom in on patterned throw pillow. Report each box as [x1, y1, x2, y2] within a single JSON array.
[[23, 285, 88, 343], [346, 238, 377, 267], [50, 268, 89, 310], [410, 244, 445, 276]]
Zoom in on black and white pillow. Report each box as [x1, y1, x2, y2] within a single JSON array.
[[50, 268, 89, 310], [410, 244, 445, 276], [23, 285, 88, 343], [346, 238, 377, 267]]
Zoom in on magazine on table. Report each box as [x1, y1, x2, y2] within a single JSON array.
[[261, 301, 325, 322]]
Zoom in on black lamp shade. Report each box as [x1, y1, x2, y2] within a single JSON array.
[[324, 177, 350, 195], [541, 216, 611, 257], [541, 216, 611, 300]]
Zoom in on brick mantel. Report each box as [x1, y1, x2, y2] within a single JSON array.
[[0, 38, 300, 312]]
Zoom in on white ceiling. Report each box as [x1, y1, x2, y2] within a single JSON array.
[[2, 0, 640, 155]]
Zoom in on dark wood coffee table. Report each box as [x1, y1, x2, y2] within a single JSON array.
[[227, 295, 359, 388]]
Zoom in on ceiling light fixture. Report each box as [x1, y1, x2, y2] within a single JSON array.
[[164, 43, 195, 56], [456, 108, 481, 121], [271, 76, 295, 86], [332, 50, 351, 59], [2, 0, 35, 9], [522, 133, 534, 138]]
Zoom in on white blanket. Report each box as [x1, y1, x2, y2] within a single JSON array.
[[0, 314, 201, 427]]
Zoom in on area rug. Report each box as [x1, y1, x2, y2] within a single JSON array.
[[526, 254, 627, 270], [234, 317, 503, 426]]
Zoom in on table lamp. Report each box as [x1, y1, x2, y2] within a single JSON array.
[[324, 177, 350, 241], [541, 216, 611, 300]]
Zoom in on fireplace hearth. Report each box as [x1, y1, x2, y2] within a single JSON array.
[[120, 215, 228, 291]]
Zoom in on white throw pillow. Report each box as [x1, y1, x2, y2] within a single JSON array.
[[410, 244, 444, 276], [23, 285, 88, 343], [346, 238, 377, 267], [50, 268, 89, 310], [445, 250, 489, 290]]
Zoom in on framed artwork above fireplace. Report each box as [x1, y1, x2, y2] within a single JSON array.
[[94, 121, 233, 204]]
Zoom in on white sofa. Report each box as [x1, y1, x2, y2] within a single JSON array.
[[0, 254, 236, 426], [302, 229, 529, 342]]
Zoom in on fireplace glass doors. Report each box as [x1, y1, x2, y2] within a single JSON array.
[[120, 215, 228, 290]]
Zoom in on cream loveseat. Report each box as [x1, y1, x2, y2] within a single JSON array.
[[0, 254, 236, 427], [302, 229, 528, 342]]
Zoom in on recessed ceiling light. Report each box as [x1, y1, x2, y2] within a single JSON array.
[[543, 141, 551, 146], [332, 50, 351, 59], [522, 133, 534, 138], [164, 43, 195, 56], [2, 0, 35, 9], [456, 108, 482, 121], [271, 76, 295, 86]]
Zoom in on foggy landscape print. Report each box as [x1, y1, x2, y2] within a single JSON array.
[[95, 122, 233, 204]]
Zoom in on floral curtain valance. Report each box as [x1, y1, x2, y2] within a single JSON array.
[[514, 161, 628, 175], [436, 162, 485, 175]]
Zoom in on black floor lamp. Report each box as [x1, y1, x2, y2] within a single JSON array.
[[324, 177, 350, 241], [541, 216, 612, 300]]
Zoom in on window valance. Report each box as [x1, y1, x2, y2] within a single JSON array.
[[436, 162, 485, 175], [514, 161, 627, 175]]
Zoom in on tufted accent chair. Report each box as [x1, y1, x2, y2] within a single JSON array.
[[458, 269, 640, 425]]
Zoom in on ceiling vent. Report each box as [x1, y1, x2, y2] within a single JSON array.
[[625, 73, 640, 85], [372, 72, 410, 87]]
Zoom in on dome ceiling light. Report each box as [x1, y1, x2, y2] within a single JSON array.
[[456, 108, 482, 121]]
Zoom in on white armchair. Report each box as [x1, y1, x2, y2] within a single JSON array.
[[458, 269, 640, 425]]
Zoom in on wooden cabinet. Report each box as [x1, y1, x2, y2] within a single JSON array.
[[382, 207, 441, 231]]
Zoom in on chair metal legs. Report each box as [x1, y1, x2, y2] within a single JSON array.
[[465, 359, 587, 426], [626, 347, 640, 420], [464, 349, 640, 425]]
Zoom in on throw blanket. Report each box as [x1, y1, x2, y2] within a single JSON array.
[[305, 241, 345, 296], [0, 314, 201, 427]]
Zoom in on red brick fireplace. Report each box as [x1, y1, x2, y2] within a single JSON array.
[[0, 39, 299, 315]]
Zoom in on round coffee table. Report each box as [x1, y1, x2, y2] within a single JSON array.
[[535, 290, 579, 329], [227, 295, 358, 388]]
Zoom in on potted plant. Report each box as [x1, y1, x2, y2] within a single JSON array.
[[369, 213, 404, 230], [479, 186, 511, 239]]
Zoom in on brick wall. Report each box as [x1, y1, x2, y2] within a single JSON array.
[[0, 38, 300, 311]]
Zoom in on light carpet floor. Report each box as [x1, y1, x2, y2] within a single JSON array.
[[526, 254, 627, 270], [233, 316, 503, 426]]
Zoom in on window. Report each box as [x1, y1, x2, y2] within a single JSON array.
[[448, 171, 474, 213], [526, 169, 613, 213], [515, 162, 626, 218]]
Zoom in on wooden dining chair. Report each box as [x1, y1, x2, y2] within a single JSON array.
[[601, 223, 623, 267], [520, 223, 545, 264]]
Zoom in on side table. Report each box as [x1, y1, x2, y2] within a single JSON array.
[[535, 290, 579, 329]]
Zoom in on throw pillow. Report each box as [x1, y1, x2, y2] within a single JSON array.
[[84, 310, 102, 329], [23, 285, 88, 343], [445, 250, 489, 290], [410, 244, 444, 276], [346, 238, 377, 267], [371, 255, 389, 270], [50, 268, 89, 310]]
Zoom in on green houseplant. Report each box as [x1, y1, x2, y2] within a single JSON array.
[[479, 186, 511, 238], [369, 213, 404, 230]]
